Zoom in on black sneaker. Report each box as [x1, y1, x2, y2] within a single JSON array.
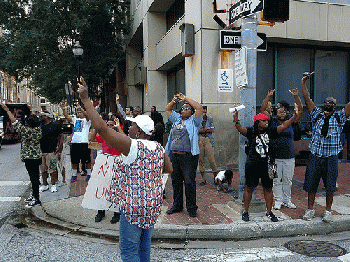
[[110, 213, 120, 224], [25, 199, 41, 208], [266, 211, 278, 222], [242, 211, 249, 222], [166, 207, 183, 215], [188, 210, 197, 217], [24, 196, 34, 203], [95, 211, 105, 222]]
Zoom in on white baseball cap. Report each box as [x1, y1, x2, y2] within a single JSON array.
[[131, 115, 154, 135], [40, 112, 53, 118]]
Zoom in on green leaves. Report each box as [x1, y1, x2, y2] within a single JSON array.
[[0, 0, 130, 103]]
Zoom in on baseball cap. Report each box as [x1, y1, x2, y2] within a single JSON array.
[[254, 113, 270, 122], [41, 112, 53, 118], [131, 115, 154, 135]]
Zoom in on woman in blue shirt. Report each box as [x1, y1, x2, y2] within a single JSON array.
[[165, 93, 203, 218]]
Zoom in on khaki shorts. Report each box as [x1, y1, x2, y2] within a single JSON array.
[[40, 152, 58, 173]]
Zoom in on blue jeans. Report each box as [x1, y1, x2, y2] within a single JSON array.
[[119, 211, 154, 262]]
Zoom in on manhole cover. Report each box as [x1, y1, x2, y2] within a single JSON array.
[[284, 240, 347, 257]]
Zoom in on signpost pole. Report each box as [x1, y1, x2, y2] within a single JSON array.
[[238, 14, 258, 201]]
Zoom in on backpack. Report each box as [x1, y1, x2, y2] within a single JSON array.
[[292, 122, 302, 141]]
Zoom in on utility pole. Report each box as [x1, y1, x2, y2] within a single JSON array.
[[237, 14, 260, 205]]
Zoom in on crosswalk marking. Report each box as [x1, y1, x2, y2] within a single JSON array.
[[0, 181, 30, 186], [0, 197, 21, 202]]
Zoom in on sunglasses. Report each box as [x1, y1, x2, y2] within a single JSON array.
[[181, 107, 192, 111], [324, 100, 335, 105]]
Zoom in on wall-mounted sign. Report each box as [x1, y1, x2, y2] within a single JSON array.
[[218, 69, 234, 92], [235, 47, 248, 88], [220, 30, 267, 51]]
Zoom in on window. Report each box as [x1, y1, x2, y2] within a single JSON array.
[[166, 0, 184, 31], [167, 62, 185, 109], [257, 43, 350, 134]]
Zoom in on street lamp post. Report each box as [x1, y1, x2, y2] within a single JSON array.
[[64, 83, 73, 114], [72, 41, 83, 103]]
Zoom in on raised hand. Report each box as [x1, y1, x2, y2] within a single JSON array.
[[302, 71, 314, 82], [232, 109, 239, 122], [267, 89, 275, 96], [289, 88, 298, 96], [59, 102, 65, 109], [77, 76, 89, 100], [176, 93, 186, 102]]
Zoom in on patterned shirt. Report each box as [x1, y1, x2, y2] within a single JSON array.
[[107, 139, 165, 229], [13, 121, 42, 161], [309, 107, 347, 157]]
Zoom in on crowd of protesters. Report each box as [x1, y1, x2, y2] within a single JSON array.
[[3, 71, 350, 261]]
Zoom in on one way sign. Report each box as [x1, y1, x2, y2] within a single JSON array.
[[229, 0, 263, 24], [220, 30, 267, 51]]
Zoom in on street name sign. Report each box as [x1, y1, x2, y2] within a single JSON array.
[[229, 0, 264, 24], [220, 30, 267, 51]]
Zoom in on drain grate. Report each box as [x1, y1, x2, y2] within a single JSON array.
[[284, 240, 347, 257]]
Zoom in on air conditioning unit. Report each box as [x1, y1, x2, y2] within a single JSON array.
[[134, 66, 147, 85]]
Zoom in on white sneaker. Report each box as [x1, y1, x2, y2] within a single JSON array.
[[303, 209, 315, 221], [283, 201, 296, 209], [50, 185, 57, 193], [39, 185, 49, 192], [322, 210, 332, 223], [274, 201, 282, 210]]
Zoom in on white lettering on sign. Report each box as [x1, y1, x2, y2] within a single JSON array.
[[224, 35, 240, 45], [229, 0, 263, 23], [230, 1, 252, 21]]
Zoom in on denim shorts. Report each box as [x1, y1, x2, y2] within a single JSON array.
[[303, 154, 338, 194]]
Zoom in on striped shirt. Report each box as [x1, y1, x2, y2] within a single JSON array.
[[309, 107, 347, 157]]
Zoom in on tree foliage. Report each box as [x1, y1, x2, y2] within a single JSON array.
[[0, 0, 130, 103]]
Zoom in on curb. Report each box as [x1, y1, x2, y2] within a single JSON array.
[[30, 205, 350, 241]]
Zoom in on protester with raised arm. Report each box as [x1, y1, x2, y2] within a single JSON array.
[[164, 93, 203, 218], [76, 77, 172, 262], [59, 102, 92, 182], [260, 88, 303, 210], [1, 104, 42, 208], [233, 99, 300, 222], [300, 72, 350, 222]]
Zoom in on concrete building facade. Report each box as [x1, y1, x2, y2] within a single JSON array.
[[120, 0, 350, 169]]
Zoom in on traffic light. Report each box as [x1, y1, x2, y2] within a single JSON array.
[[262, 0, 289, 22]]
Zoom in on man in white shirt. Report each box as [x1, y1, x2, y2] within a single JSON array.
[[59, 103, 92, 182]]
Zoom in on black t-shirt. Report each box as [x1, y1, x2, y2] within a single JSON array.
[[152, 122, 165, 146], [246, 126, 278, 162], [40, 121, 62, 153]]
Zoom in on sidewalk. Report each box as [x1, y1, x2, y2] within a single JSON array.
[[31, 159, 350, 240]]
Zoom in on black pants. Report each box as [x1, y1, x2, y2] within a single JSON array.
[[24, 159, 42, 201], [169, 152, 199, 212]]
